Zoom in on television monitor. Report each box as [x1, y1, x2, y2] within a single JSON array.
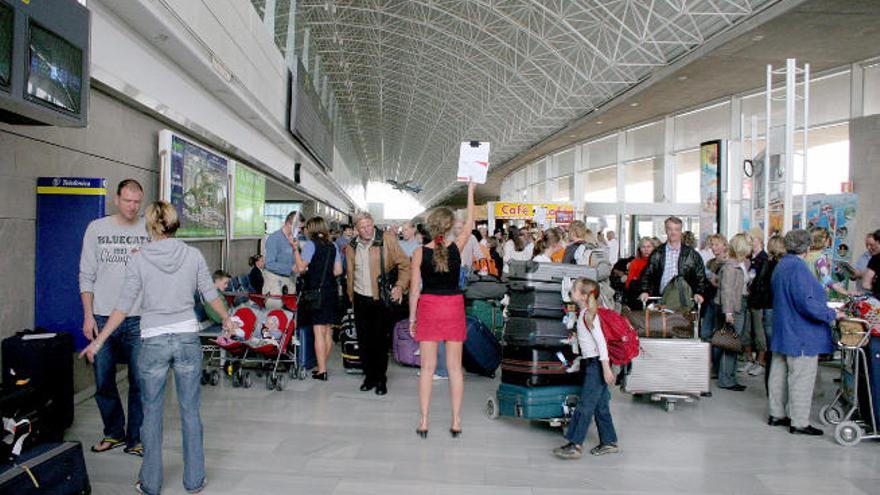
[[0, 2, 12, 90], [26, 21, 82, 114]]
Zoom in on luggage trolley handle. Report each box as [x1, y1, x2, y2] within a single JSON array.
[[641, 296, 702, 339]]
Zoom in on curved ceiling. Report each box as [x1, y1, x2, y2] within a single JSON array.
[[297, 0, 779, 206]]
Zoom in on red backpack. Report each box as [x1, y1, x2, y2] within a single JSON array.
[[595, 308, 640, 366]]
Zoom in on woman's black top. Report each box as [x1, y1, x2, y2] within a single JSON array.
[[249, 266, 264, 294], [421, 243, 462, 296]]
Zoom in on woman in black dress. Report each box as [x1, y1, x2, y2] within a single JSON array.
[[293, 217, 342, 380]]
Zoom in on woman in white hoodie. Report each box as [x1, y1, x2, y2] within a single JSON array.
[[82, 201, 230, 495]]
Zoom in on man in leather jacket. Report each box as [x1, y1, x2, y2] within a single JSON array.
[[639, 217, 708, 306]]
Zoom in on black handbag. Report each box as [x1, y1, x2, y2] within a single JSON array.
[[298, 243, 332, 313], [711, 322, 742, 353], [378, 238, 406, 312]]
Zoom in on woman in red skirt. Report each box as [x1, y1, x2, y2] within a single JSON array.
[[409, 181, 476, 438]]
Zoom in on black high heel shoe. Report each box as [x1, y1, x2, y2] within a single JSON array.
[[416, 429, 428, 439], [449, 428, 462, 438]]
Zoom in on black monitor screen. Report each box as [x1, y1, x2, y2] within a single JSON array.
[[0, 2, 12, 89], [26, 22, 82, 113]]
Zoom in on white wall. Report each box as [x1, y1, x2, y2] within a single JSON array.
[[91, 0, 362, 211]]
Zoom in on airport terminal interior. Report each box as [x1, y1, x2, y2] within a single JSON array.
[[1, 0, 880, 494]]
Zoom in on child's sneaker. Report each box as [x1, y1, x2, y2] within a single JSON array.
[[589, 443, 619, 456], [748, 363, 765, 376], [553, 442, 583, 459]]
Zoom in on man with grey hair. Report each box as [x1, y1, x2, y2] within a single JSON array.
[[639, 216, 707, 306], [767, 229, 843, 436]]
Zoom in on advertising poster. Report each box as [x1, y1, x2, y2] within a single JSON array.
[[493, 202, 574, 223], [804, 193, 858, 282], [233, 164, 266, 238], [165, 133, 228, 238], [699, 140, 723, 244]]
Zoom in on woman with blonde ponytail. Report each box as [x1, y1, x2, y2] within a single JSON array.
[[409, 181, 477, 439]]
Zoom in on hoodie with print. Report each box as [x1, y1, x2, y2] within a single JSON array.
[[114, 238, 219, 331]]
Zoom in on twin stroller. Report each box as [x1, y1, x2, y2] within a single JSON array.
[[200, 294, 303, 392]]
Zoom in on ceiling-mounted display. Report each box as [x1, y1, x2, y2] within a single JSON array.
[[0, 2, 12, 90], [288, 58, 334, 171], [26, 22, 82, 114], [159, 130, 228, 239]]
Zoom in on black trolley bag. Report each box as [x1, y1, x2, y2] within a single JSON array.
[[462, 316, 502, 378], [507, 281, 566, 318], [504, 317, 571, 347], [501, 344, 582, 387], [0, 441, 90, 494], [1, 330, 74, 436]]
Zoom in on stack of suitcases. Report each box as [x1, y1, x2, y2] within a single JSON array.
[[495, 261, 600, 422]]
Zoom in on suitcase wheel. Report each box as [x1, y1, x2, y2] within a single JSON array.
[[200, 370, 210, 385], [485, 396, 499, 420], [243, 372, 253, 389], [210, 370, 220, 386]]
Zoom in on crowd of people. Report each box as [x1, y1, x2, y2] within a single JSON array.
[[75, 179, 880, 492]]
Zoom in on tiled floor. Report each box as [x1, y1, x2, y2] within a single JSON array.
[[70, 355, 880, 495]]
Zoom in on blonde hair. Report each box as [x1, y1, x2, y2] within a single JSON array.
[[354, 211, 373, 227], [767, 234, 785, 260], [145, 201, 179, 239], [426, 207, 455, 273], [572, 278, 599, 324], [728, 233, 752, 261], [707, 233, 728, 249]]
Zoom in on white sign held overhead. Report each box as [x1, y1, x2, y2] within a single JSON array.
[[457, 141, 490, 184]]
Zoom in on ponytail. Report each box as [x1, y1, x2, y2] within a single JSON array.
[[433, 235, 449, 273]]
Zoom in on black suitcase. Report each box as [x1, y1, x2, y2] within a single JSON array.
[[504, 317, 572, 347], [1, 331, 74, 435], [0, 441, 90, 494], [0, 384, 56, 461], [501, 344, 582, 387], [507, 290, 566, 318]]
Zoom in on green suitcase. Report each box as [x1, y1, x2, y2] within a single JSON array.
[[466, 300, 504, 341]]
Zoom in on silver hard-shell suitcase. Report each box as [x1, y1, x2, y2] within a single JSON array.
[[623, 339, 711, 396], [507, 261, 599, 283]]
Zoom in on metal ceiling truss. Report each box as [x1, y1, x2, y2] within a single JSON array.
[[295, 0, 777, 205]]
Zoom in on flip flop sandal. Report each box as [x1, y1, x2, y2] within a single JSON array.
[[91, 438, 124, 453], [124, 444, 144, 457]]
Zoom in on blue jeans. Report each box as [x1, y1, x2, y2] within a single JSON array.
[[138, 333, 205, 495], [718, 303, 747, 388], [93, 315, 142, 447], [435, 342, 448, 378], [564, 359, 617, 446], [701, 301, 721, 374]]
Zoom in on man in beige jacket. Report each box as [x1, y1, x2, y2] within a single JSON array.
[[345, 213, 411, 395]]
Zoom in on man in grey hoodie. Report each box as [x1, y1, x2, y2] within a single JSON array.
[[79, 179, 150, 456]]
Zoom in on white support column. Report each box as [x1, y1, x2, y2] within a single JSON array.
[[763, 64, 772, 242], [851, 63, 865, 120], [302, 27, 310, 71], [573, 144, 586, 219], [263, 0, 277, 35], [616, 131, 627, 250], [727, 96, 743, 237], [663, 115, 675, 203], [284, 0, 297, 67], [783, 58, 796, 233]]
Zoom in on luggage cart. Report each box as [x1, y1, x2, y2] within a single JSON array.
[[819, 317, 879, 447], [622, 297, 709, 412]]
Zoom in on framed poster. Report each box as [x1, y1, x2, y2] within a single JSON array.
[[699, 140, 724, 244], [232, 163, 266, 239], [159, 130, 228, 238]]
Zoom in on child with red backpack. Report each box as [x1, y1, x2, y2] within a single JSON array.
[[554, 278, 622, 460]]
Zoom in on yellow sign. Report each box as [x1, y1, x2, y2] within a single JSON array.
[[493, 202, 575, 222]]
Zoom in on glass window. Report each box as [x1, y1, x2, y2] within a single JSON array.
[[537, 159, 547, 182], [794, 123, 850, 195], [625, 121, 663, 161], [554, 176, 573, 202], [587, 135, 617, 169], [808, 71, 850, 127], [527, 162, 539, 185], [583, 166, 617, 202], [675, 150, 701, 203], [865, 63, 880, 116], [624, 158, 658, 202], [515, 169, 526, 189], [554, 149, 575, 177], [673, 102, 730, 152]]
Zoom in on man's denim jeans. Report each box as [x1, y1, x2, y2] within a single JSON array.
[[137, 332, 205, 495], [93, 315, 142, 448]]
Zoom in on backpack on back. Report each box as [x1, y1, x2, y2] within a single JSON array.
[[595, 308, 640, 366], [572, 243, 612, 282]]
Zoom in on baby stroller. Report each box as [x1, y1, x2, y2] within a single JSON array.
[[820, 316, 879, 447], [201, 305, 262, 388], [241, 308, 302, 391]]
